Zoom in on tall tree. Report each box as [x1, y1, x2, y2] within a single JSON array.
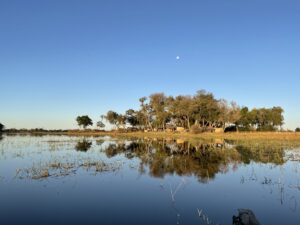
[[271, 107, 284, 128], [104, 111, 119, 128], [138, 97, 152, 129], [169, 95, 194, 129], [192, 90, 220, 127], [76, 116, 93, 129], [149, 93, 170, 130], [125, 109, 140, 128], [237, 107, 252, 130], [116, 114, 126, 129], [217, 99, 230, 128], [227, 102, 241, 128], [104, 111, 126, 129], [217, 100, 240, 129]]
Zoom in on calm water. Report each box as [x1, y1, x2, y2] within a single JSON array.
[[0, 135, 300, 225]]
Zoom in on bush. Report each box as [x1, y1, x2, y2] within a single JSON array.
[[296, 128, 300, 132]]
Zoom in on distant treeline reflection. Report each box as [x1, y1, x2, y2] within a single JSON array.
[[85, 138, 286, 182]]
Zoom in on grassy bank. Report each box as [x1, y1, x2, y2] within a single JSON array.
[[5, 130, 300, 141], [65, 131, 300, 140]]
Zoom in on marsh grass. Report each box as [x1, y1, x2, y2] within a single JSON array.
[[15, 159, 122, 180], [3, 134, 300, 183], [62, 131, 300, 141], [5, 130, 300, 141]]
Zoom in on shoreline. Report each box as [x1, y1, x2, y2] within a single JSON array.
[[3, 131, 300, 141]]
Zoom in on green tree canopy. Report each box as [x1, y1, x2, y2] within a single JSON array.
[[149, 93, 170, 130], [192, 90, 220, 127], [103, 90, 285, 132], [125, 109, 140, 127], [76, 116, 93, 129], [237, 107, 284, 131], [104, 111, 126, 129], [168, 95, 194, 129]]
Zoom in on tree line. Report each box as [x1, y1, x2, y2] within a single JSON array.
[[100, 90, 285, 132]]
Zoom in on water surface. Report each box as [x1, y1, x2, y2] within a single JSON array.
[[0, 135, 300, 225]]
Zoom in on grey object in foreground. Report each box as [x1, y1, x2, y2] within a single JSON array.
[[233, 209, 261, 225]]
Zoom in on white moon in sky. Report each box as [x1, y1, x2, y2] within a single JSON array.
[[176, 56, 180, 60]]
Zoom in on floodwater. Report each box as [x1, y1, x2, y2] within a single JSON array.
[[0, 135, 300, 225]]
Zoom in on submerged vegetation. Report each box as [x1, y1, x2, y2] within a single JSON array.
[[16, 160, 121, 180]]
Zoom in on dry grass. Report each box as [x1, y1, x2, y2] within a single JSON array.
[[63, 131, 300, 141], [7, 130, 300, 141], [62, 130, 300, 140]]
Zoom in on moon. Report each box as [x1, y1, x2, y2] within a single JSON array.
[[176, 56, 180, 60]]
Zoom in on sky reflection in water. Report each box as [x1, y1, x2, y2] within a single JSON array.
[[0, 135, 300, 225]]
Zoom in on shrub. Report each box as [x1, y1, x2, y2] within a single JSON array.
[[296, 128, 300, 132]]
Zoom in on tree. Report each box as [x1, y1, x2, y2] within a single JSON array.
[[138, 97, 152, 129], [125, 109, 140, 127], [217, 99, 230, 128], [244, 107, 284, 131], [76, 116, 93, 129], [149, 93, 170, 130], [227, 102, 241, 128], [192, 90, 220, 127], [96, 121, 105, 129], [169, 95, 194, 129], [296, 128, 300, 132], [104, 111, 126, 129], [238, 107, 249, 126], [116, 114, 126, 129], [103, 89, 285, 133], [0, 123, 5, 132], [271, 107, 284, 128], [105, 111, 119, 126]]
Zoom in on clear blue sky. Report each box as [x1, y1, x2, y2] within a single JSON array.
[[1, 0, 299, 130]]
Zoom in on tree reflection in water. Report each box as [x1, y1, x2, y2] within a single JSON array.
[[101, 138, 286, 182], [75, 140, 92, 152]]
